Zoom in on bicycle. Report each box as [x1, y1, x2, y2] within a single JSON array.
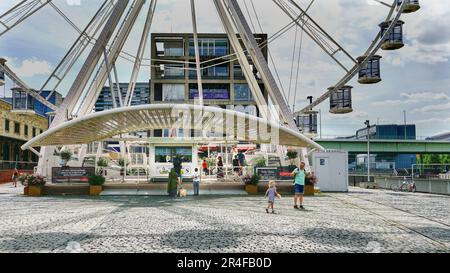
[[390, 178, 416, 192]]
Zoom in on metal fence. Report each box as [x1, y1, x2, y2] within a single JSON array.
[[0, 160, 37, 170]]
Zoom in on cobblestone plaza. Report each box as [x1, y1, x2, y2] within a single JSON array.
[[0, 185, 448, 253]]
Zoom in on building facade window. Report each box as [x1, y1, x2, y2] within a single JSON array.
[[24, 125, 29, 137], [32, 127, 36, 137], [234, 84, 254, 101], [155, 146, 192, 163], [189, 84, 230, 100], [156, 40, 184, 57], [4, 119, 10, 133], [164, 64, 185, 78], [231, 105, 258, 116], [189, 64, 229, 79], [163, 128, 185, 138], [162, 84, 185, 101], [2, 143, 9, 161], [14, 122, 20, 135], [189, 39, 229, 57]]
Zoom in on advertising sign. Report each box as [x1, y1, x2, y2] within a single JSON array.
[[255, 167, 295, 181], [52, 167, 95, 183]]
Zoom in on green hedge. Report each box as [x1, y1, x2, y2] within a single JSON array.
[[88, 175, 106, 186]]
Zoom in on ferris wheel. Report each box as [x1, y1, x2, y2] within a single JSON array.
[[0, 0, 421, 174]]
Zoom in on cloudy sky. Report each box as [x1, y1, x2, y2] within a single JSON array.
[[0, 0, 449, 138]]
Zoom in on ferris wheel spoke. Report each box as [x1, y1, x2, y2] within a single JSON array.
[[274, 0, 357, 73], [41, 0, 115, 98], [0, 0, 52, 37], [372, 0, 393, 8], [0, 60, 58, 111], [295, 0, 410, 115]]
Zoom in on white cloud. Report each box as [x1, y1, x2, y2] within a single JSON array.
[[412, 102, 450, 114], [6, 57, 52, 78], [372, 91, 450, 106], [401, 92, 450, 101], [415, 116, 450, 124]]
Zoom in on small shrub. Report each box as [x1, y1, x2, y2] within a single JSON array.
[[19, 174, 46, 187], [243, 174, 261, 186], [97, 157, 109, 167], [306, 173, 318, 186], [59, 149, 73, 162], [118, 158, 130, 167], [287, 150, 298, 159], [253, 157, 266, 168], [88, 175, 105, 186], [206, 158, 216, 167]]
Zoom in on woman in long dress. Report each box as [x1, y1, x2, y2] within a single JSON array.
[[217, 156, 224, 179]]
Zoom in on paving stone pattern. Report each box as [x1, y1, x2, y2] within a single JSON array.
[[0, 184, 449, 253]]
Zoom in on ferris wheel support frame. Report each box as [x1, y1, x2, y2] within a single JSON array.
[[0, 61, 57, 111], [274, 0, 357, 73], [223, 0, 298, 131], [213, 0, 271, 120], [36, 0, 131, 177], [295, 0, 408, 115], [218, 0, 323, 164], [124, 0, 157, 107], [0, 0, 52, 37], [40, 0, 116, 100], [75, 0, 146, 117]]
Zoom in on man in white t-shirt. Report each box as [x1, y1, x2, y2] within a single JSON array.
[[193, 168, 200, 196]]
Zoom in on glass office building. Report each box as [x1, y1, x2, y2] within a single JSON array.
[[351, 124, 418, 173], [95, 82, 150, 112], [150, 33, 268, 124]]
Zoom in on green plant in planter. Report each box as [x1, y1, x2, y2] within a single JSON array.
[[118, 158, 130, 167], [97, 157, 109, 175], [305, 173, 318, 186], [167, 168, 179, 196], [287, 150, 298, 166], [59, 149, 73, 166], [19, 173, 46, 187], [253, 157, 266, 168], [243, 174, 261, 186], [88, 175, 106, 186], [205, 157, 216, 175]]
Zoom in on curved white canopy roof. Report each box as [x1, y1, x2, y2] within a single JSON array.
[[22, 104, 324, 150]]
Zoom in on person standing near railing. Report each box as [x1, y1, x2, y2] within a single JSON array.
[[12, 168, 19, 188]]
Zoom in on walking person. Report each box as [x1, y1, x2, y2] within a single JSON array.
[[237, 151, 245, 176], [12, 168, 19, 188], [202, 159, 208, 176], [232, 155, 240, 176], [265, 180, 281, 214], [217, 156, 224, 179], [193, 168, 200, 196], [292, 162, 308, 210]]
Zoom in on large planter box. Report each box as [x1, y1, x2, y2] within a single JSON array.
[[24, 186, 29, 196], [304, 185, 315, 196], [89, 185, 103, 196], [245, 184, 258, 195], [28, 186, 43, 197]]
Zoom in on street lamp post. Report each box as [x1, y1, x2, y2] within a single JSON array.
[[319, 109, 322, 139], [403, 110, 407, 140], [364, 120, 371, 182], [307, 96, 313, 134]]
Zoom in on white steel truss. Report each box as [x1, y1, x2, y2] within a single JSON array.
[[0, 0, 52, 37], [0, 0, 412, 177]]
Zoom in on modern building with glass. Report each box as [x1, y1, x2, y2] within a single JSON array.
[[150, 33, 268, 132], [145, 33, 268, 178], [95, 82, 150, 112], [352, 124, 417, 172]]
